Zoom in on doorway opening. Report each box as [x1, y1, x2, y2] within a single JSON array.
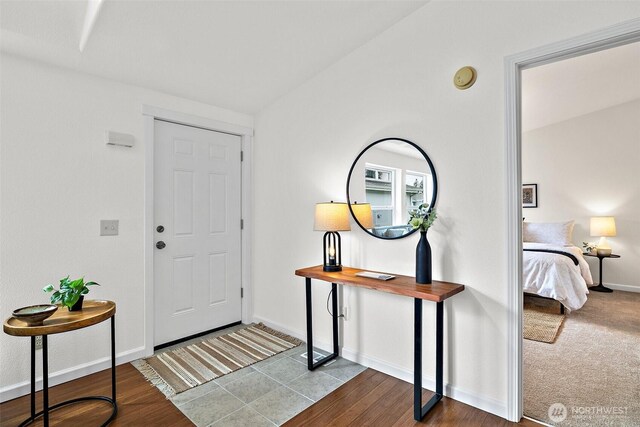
[[504, 19, 640, 423]]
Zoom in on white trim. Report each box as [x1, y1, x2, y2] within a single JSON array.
[[143, 115, 155, 356], [504, 17, 640, 423], [252, 314, 507, 419], [601, 283, 640, 293], [142, 105, 253, 137], [142, 106, 254, 355], [240, 134, 254, 324], [0, 346, 146, 403]]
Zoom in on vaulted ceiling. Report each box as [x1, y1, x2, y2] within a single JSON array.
[[1, 0, 427, 114], [522, 41, 640, 132]]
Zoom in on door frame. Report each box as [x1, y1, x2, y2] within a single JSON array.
[[142, 105, 254, 356], [504, 18, 640, 422]]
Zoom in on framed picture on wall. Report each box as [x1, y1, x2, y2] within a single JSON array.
[[522, 184, 538, 208]]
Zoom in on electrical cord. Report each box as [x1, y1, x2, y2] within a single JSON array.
[[326, 288, 345, 318]]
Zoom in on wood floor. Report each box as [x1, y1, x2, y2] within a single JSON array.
[[0, 364, 191, 427], [285, 369, 538, 427], [0, 365, 538, 426]]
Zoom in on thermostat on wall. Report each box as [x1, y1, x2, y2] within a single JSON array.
[[105, 131, 135, 147]]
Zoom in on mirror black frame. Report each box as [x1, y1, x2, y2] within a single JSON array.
[[346, 137, 438, 240]]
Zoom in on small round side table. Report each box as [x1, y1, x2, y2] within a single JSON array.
[[3, 300, 117, 427], [584, 253, 620, 293]]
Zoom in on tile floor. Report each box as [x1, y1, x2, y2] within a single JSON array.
[[160, 325, 367, 426]]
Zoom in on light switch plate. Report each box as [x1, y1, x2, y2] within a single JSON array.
[[100, 220, 119, 236]]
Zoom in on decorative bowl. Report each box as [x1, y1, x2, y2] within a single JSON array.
[[12, 304, 58, 326]]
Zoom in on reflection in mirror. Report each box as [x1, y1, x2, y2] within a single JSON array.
[[347, 138, 437, 239], [350, 202, 373, 229]]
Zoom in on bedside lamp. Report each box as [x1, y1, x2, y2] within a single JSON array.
[[315, 201, 350, 272], [590, 216, 616, 256], [350, 202, 374, 230]]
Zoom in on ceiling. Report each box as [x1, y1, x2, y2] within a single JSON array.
[[1, 0, 427, 114], [522, 41, 640, 132]]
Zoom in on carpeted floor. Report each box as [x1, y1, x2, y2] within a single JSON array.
[[524, 290, 640, 426]]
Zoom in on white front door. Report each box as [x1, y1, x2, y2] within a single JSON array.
[[153, 119, 242, 346]]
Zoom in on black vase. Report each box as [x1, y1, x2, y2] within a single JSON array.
[[416, 230, 432, 284], [69, 295, 84, 312]]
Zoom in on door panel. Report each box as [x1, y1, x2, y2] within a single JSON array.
[[154, 120, 242, 346]]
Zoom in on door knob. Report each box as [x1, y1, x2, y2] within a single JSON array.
[[156, 241, 166, 249], [156, 225, 164, 233]]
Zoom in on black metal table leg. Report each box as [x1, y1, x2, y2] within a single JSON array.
[[19, 318, 118, 427], [305, 278, 339, 370], [111, 316, 117, 403], [42, 335, 49, 427], [414, 299, 444, 421], [30, 337, 35, 419]]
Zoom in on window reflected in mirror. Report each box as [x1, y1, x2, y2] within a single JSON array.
[[347, 138, 437, 240]]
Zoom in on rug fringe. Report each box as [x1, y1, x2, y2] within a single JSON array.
[[253, 322, 303, 345], [131, 359, 177, 398], [131, 323, 301, 398]]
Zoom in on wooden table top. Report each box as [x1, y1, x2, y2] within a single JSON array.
[[3, 300, 116, 337], [295, 266, 464, 302]]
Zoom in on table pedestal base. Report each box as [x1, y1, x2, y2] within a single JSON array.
[[19, 396, 117, 427], [589, 284, 613, 293]]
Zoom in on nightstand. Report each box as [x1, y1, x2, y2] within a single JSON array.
[[584, 253, 620, 293]]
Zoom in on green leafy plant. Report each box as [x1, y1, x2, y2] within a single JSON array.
[[43, 276, 100, 309], [409, 204, 437, 232], [582, 241, 598, 253]]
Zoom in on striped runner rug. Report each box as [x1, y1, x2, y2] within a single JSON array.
[[132, 323, 302, 397]]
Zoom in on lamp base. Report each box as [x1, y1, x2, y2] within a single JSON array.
[[323, 265, 342, 272]]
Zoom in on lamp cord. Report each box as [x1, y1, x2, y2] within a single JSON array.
[[326, 288, 345, 318]]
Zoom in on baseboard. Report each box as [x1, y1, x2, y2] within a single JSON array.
[[0, 346, 146, 403], [252, 315, 507, 419], [603, 282, 640, 293]]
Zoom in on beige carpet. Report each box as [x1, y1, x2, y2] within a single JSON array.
[[524, 291, 640, 426], [524, 299, 566, 343]]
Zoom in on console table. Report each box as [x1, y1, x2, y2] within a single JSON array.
[[3, 300, 117, 427], [295, 266, 465, 421]]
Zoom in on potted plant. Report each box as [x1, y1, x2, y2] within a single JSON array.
[[409, 204, 437, 284], [43, 276, 100, 311]]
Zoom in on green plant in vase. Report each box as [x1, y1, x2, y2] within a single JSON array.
[[409, 204, 437, 232], [409, 204, 437, 284], [43, 276, 100, 311]]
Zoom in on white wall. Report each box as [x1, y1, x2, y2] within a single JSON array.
[[523, 99, 640, 290], [252, 1, 640, 418], [0, 54, 253, 400]]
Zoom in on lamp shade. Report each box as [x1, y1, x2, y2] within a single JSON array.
[[590, 216, 616, 237], [314, 202, 351, 232], [351, 203, 373, 229]]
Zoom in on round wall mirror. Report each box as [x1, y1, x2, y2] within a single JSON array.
[[346, 137, 438, 239]]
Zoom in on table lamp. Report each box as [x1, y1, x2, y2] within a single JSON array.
[[590, 216, 616, 256], [314, 201, 350, 272], [350, 202, 374, 230]]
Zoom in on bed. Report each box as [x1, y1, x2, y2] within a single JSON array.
[[522, 221, 593, 312]]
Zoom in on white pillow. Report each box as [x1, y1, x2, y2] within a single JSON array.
[[523, 220, 575, 246]]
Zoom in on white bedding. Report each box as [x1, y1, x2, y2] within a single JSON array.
[[523, 243, 593, 311]]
